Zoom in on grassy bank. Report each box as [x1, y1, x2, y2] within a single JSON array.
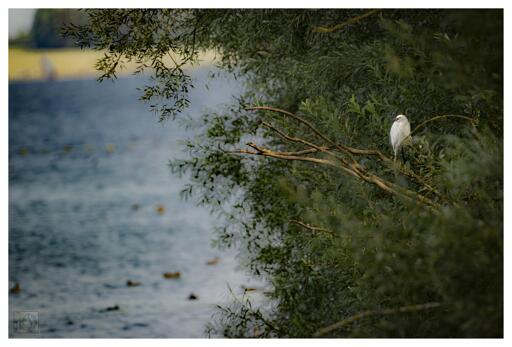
[[9, 47, 216, 81], [9, 48, 108, 81]]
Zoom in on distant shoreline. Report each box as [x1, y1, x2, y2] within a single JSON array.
[[9, 47, 217, 82]]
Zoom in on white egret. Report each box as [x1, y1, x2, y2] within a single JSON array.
[[389, 114, 411, 160]]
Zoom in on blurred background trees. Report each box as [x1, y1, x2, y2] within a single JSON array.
[[65, 9, 503, 337], [10, 9, 88, 48]]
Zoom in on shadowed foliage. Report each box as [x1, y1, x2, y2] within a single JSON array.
[[65, 9, 503, 337]]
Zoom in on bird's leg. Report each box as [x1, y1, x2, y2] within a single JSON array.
[[393, 151, 399, 176], [400, 146, 406, 163]]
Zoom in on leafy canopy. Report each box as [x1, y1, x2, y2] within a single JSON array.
[[66, 9, 503, 337]]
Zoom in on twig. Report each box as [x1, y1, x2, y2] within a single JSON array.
[[313, 302, 444, 337], [261, 121, 355, 170], [261, 121, 331, 157], [263, 120, 387, 165], [312, 9, 382, 33], [230, 147, 327, 157], [289, 220, 334, 236], [230, 143, 341, 170], [248, 106, 339, 149], [248, 106, 362, 167], [245, 142, 345, 171], [279, 147, 328, 156], [167, 51, 185, 69], [411, 115, 476, 135]]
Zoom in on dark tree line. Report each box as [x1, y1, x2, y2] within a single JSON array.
[[10, 9, 88, 48]]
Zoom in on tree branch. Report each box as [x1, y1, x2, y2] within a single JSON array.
[[312, 9, 382, 33], [263, 119, 443, 199], [289, 220, 334, 236], [245, 142, 344, 171], [313, 302, 444, 337], [261, 121, 331, 157], [246, 106, 442, 211], [248, 106, 339, 150], [246, 106, 440, 212], [235, 142, 440, 212]]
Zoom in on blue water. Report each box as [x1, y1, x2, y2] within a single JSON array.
[[9, 70, 261, 338]]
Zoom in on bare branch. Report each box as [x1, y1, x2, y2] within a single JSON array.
[[248, 107, 442, 209], [289, 220, 334, 236], [261, 121, 329, 156], [313, 302, 444, 337], [247, 106, 338, 148], [230, 146, 328, 157], [340, 145, 445, 201], [312, 9, 382, 33], [341, 145, 390, 162], [238, 142, 441, 212], [242, 107, 443, 210], [263, 121, 436, 198], [244, 142, 344, 170], [250, 106, 397, 171], [228, 149, 260, 155], [279, 147, 328, 156]]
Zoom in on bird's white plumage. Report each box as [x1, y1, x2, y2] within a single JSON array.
[[389, 114, 411, 157]]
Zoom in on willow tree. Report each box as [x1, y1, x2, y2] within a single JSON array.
[[65, 9, 503, 337]]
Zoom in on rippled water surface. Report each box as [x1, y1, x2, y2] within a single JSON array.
[[9, 69, 260, 337]]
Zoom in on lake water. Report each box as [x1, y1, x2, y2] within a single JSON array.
[[8, 68, 261, 337]]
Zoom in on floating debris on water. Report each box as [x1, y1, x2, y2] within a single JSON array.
[[241, 285, 257, 293], [10, 282, 21, 294], [101, 305, 120, 312], [156, 204, 166, 215], [163, 271, 181, 279], [19, 148, 29, 156], [131, 203, 140, 211], [84, 143, 94, 153], [126, 280, 141, 287], [63, 144, 73, 153], [206, 257, 220, 265], [105, 143, 116, 153], [188, 293, 198, 300]]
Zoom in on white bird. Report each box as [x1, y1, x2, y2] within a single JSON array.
[[389, 114, 411, 159]]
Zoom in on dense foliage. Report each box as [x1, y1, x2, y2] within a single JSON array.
[[66, 9, 503, 337]]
